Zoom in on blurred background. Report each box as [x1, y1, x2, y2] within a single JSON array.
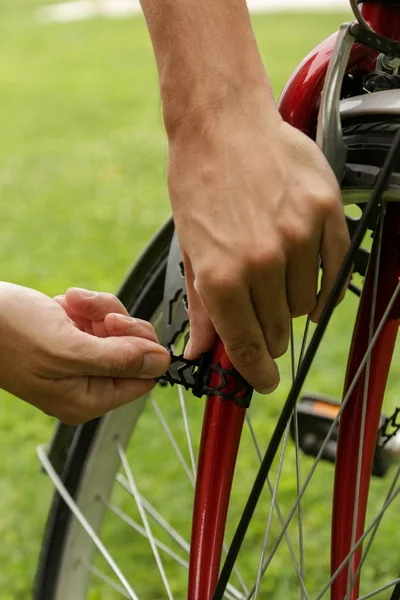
[[0, 1, 352, 598]]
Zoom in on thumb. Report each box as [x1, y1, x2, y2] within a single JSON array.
[[182, 253, 216, 359]]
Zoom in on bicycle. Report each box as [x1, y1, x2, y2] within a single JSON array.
[[33, 1, 400, 598]]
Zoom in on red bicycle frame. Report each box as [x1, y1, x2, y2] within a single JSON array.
[[188, 3, 400, 599]]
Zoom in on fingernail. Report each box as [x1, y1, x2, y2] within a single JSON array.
[[113, 314, 136, 325], [183, 338, 193, 358], [258, 383, 278, 395], [142, 352, 169, 377], [72, 288, 96, 298]]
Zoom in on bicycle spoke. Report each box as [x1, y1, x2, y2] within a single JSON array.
[[245, 413, 305, 593], [298, 316, 312, 367], [253, 425, 289, 598], [179, 386, 248, 596], [245, 414, 262, 463], [178, 385, 197, 481], [315, 469, 400, 599], [103, 500, 189, 568], [253, 419, 309, 600], [80, 561, 131, 598], [358, 577, 400, 600], [351, 466, 400, 587], [116, 475, 245, 600], [291, 320, 305, 599], [157, 389, 247, 596], [116, 439, 175, 600], [117, 474, 190, 551], [247, 280, 400, 596], [222, 541, 249, 598], [151, 396, 195, 487], [37, 445, 139, 600]]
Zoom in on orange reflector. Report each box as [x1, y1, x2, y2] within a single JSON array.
[[313, 401, 341, 420]]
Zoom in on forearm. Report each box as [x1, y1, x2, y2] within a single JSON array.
[[139, 0, 275, 135]]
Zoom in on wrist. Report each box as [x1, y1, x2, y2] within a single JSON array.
[[162, 75, 277, 141]]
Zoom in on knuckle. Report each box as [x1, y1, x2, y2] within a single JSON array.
[[247, 244, 284, 272], [90, 291, 123, 320], [227, 337, 265, 365], [90, 294, 109, 317], [196, 267, 241, 298], [291, 298, 316, 318], [280, 220, 311, 249], [264, 320, 289, 340], [104, 291, 124, 310], [316, 191, 340, 217]]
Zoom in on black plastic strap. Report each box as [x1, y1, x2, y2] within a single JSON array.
[[158, 352, 253, 408]]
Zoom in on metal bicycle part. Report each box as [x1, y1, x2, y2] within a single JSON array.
[[350, 0, 377, 34], [341, 88, 400, 119], [317, 14, 400, 185], [317, 23, 354, 180]]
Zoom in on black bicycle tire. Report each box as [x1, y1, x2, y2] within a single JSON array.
[[34, 217, 174, 600]]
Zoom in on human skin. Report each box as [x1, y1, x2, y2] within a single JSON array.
[[139, 0, 350, 393], [0, 284, 170, 424]]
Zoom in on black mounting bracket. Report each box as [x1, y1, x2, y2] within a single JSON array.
[[158, 351, 253, 409]]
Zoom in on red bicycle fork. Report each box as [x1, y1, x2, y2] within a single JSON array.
[[332, 205, 400, 599], [188, 340, 247, 600]]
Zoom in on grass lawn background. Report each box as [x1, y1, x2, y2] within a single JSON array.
[[5, 3, 400, 599]]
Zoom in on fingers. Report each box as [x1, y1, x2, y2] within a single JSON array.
[[251, 264, 290, 360], [64, 288, 129, 337], [196, 270, 279, 394], [182, 254, 216, 359], [103, 313, 159, 343], [65, 329, 170, 379], [286, 243, 319, 319], [311, 209, 350, 323]]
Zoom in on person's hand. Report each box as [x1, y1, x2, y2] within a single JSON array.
[[0, 284, 170, 424], [168, 103, 350, 394]]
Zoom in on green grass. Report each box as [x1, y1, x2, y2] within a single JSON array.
[[4, 3, 400, 599]]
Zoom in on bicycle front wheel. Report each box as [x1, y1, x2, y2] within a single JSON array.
[[35, 119, 400, 600]]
